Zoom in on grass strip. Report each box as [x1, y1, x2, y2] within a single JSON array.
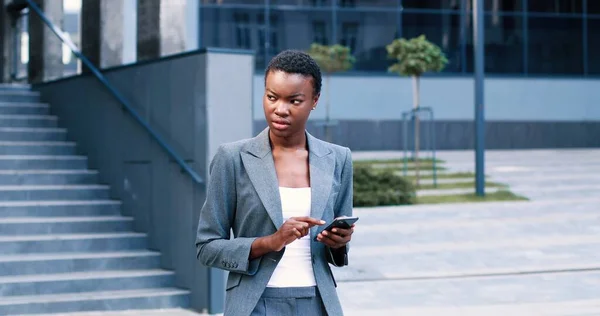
[[416, 190, 529, 204]]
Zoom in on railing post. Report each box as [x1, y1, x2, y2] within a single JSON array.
[[27, 0, 63, 83]]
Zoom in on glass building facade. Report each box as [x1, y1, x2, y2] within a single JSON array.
[[199, 0, 600, 76]]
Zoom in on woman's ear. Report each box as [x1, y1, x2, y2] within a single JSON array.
[[312, 93, 320, 110]]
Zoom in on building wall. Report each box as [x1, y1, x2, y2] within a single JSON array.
[[253, 75, 600, 150], [34, 50, 254, 313]]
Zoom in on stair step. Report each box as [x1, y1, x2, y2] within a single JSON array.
[[0, 84, 31, 91], [0, 269, 175, 297], [0, 200, 121, 217], [26, 308, 200, 316], [0, 184, 110, 200], [0, 232, 148, 254], [0, 90, 41, 103], [0, 216, 133, 235], [0, 114, 58, 128], [0, 169, 98, 185], [0, 127, 67, 141], [0, 103, 50, 115], [0, 251, 161, 276], [0, 156, 87, 170], [0, 288, 190, 315], [0, 141, 77, 155]]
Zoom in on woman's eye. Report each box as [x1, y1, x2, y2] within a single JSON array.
[[291, 100, 302, 105], [267, 95, 276, 101]]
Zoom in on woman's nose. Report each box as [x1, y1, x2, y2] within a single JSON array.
[[274, 103, 290, 116]]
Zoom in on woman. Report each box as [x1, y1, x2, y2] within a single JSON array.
[[196, 50, 354, 316]]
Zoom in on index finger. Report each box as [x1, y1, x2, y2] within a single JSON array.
[[294, 216, 326, 226]]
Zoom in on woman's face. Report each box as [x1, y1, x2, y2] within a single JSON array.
[[263, 70, 319, 139]]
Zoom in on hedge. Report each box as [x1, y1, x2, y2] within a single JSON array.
[[353, 164, 416, 207]]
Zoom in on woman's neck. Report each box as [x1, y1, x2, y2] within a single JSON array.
[[269, 129, 307, 151]]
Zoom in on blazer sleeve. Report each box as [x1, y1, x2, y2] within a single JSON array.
[[326, 147, 353, 267], [195, 145, 261, 276]]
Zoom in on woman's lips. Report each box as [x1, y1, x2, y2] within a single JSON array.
[[272, 119, 290, 130]]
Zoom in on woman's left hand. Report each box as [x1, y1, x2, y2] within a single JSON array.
[[316, 224, 354, 249]]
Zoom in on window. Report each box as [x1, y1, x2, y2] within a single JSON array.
[[527, 17, 583, 74], [233, 13, 252, 49], [340, 0, 356, 7], [257, 13, 279, 64], [309, 0, 332, 6], [588, 1, 600, 14], [340, 22, 358, 52], [588, 18, 600, 74], [269, 8, 333, 54], [338, 10, 399, 71], [466, 14, 524, 73], [403, 12, 463, 73], [351, 0, 397, 8], [313, 21, 329, 44], [203, 0, 264, 6], [484, 0, 522, 12], [528, 0, 582, 13], [402, 0, 461, 10]]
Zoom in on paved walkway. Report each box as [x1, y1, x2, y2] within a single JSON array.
[[36, 149, 600, 315], [337, 149, 600, 315]]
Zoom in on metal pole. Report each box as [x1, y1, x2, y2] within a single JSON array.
[[473, 0, 485, 196], [264, 0, 270, 68], [332, 0, 338, 44], [397, 0, 402, 38], [522, 0, 528, 75], [10, 15, 20, 81], [583, 0, 588, 75], [460, 0, 467, 73]]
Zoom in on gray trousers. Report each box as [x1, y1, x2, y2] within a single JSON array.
[[251, 286, 328, 316]]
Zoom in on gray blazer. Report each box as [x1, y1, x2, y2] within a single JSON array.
[[195, 127, 353, 316]]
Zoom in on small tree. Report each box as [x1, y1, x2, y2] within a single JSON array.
[[386, 35, 448, 186], [307, 43, 355, 142]]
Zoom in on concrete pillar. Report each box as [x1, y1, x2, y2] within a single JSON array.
[[136, 0, 196, 61], [28, 0, 63, 83], [0, 0, 19, 82], [0, 0, 9, 82], [81, 0, 125, 70]]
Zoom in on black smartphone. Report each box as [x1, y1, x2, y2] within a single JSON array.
[[314, 216, 359, 241]]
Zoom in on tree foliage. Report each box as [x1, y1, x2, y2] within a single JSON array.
[[386, 35, 448, 77], [307, 43, 355, 74]]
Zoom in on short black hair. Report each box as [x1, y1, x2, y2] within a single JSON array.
[[265, 50, 322, 96]]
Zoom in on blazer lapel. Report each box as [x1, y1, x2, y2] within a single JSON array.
[[240, 128, 334, 232], [241, 128, 284, 228], [307, 132, 334, 238]]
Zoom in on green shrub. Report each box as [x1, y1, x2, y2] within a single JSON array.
[[353, 164, 416, 207]]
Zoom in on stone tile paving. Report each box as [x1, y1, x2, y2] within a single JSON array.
[[337, 149, 600, 315]]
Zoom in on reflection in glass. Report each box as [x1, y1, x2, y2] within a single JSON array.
[[337, 11, 398, 71], [264, 9, 334, 69], [403, 12, 462, 73], [528, 17, 583, 74], [465, 14, 524, 73]]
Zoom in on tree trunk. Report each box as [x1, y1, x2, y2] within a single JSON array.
[[413, 75, 420, 187], [325, 73, 332, 142]]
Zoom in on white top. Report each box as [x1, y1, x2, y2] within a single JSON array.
[[266, 187, 317, 288]]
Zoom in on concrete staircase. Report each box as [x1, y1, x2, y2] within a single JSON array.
[[0, 85, 190, 315]]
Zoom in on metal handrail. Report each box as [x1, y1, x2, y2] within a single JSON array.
[[23, 0, 204, 184]]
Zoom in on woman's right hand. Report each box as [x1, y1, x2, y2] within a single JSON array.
[[250, 217, 324, 260], [268, 217, 325, 252]]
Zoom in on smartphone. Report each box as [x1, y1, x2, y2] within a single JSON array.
[[314, 216, 359, 241]]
